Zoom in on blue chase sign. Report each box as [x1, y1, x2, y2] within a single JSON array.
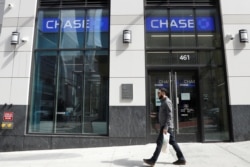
[[41, 17, 109, 33], [41, 16, 214, 33], [146, 16, 215, 32]]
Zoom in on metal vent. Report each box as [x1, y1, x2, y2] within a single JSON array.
[[145, 0, 215, 6], [40, 0, 60, 6], [39, 0, 109, 7]]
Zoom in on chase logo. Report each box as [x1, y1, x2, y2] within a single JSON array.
[[146, 16, 215, 32], [196, 17, 215, 31]]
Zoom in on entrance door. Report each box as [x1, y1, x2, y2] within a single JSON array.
[[148, 70, 199, 142]]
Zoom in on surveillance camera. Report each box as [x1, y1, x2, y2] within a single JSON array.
[[21, 38, 28, 42], [229, 34, 234, 40], [8, 4, 13, 8]]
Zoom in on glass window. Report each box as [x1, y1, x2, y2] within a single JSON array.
[[196, 9, 221, 48], [200, 64, 229, 141], [36, 9, 109, 49], [36, 11, 60, 49], [198, 50, 223, 65], [60, 10, 85, 49], [30, 9, 109, 135], [146, 52, 171, 65], [145, 8, 220, 50], [172, 51, 197, 64], [29, 51, 57, 133], [145, 9, 169, 49], [170, 9, 196, 48], [86, 9, 109, 48], [55, 51, 83, 133]]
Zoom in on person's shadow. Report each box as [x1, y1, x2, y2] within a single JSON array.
[[102, 158, 172, 167]]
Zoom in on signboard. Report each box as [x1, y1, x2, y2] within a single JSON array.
[[121, 84, 133, 100], [41, 16, 213, 33], [3, 112, 14, 121], [181, 93, 191, 100], [1, 122, 14, 129], [146, 16, 215, 32], [41, 17, 109, 33], [179, 80, 196, 87]]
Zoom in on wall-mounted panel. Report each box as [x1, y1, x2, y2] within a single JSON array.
[[109, 77, 146, 106]]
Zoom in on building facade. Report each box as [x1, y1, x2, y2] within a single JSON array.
[[0, 0, 250, 151]]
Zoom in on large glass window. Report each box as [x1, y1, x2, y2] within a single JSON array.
[[145, 8, 221, 49], [199, 50, 229, 141], [29, 8, 109, 135]]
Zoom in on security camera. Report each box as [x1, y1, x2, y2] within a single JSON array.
[[8, 3, 13, 8], [21, 38, 28, 42], [229, 34, 234, 40]]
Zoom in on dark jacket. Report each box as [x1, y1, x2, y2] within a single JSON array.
[[158, 97, 174, 130]]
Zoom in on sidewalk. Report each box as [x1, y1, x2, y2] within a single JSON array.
[[0, 141, 250, 167]]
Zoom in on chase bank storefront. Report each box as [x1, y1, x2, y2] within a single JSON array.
[[1, 0, 250, 151], [144, 1, 229, 142]]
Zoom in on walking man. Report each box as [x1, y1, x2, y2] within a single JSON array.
[[143, 88, 186, 166]]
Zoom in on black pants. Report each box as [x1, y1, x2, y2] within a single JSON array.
[[151, 126, 185, 162]]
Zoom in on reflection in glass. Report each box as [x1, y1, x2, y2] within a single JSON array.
[[30, 50, 109, 134], [148, 72, 170, 134], [56, 51, 83, 133], [199, 51, 229, 141], [36, 11, 60, 49], [60, 10, 85, 48], [86, 9, 109, 48], [145, 9, 169, 49], [170, 9, 195, 48], [30, 8, 109, 135], [146, 52, 171, 65], [146, 33, 170, 49], [29, 51, 57, 133], [196, 9, 221, 48]]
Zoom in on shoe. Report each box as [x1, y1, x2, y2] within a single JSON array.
[[173, 159, 186, 165], [143, 159, 155, 166]]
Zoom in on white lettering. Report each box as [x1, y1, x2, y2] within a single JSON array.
[[55, 20, 59, 29], [170, 20, 178, 28], [64, 20, 72, 28], [86, 19, 90, 29], [159, 19, 168, 28], [184, 80, 195, 84], [179, 19, 187, 28], [46, 20, 54, 29], [149, 18, 196, 30], [158, 80, 168, 84], [151, 20, 159, 28], [188, 19, 194, 28], [74, 20, 81, 28]]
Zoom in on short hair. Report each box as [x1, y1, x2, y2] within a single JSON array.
[[159, 88, 168, 95]]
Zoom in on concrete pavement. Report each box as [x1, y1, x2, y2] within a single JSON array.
[[0, 141, 250, 167]]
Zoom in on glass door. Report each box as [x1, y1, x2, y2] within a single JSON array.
[[148, 70, 199, 142]]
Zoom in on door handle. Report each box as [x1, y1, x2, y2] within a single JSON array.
[[174, 72, 179, 134]]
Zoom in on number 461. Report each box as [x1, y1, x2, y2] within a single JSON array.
[[179, 55, 190, 61]]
